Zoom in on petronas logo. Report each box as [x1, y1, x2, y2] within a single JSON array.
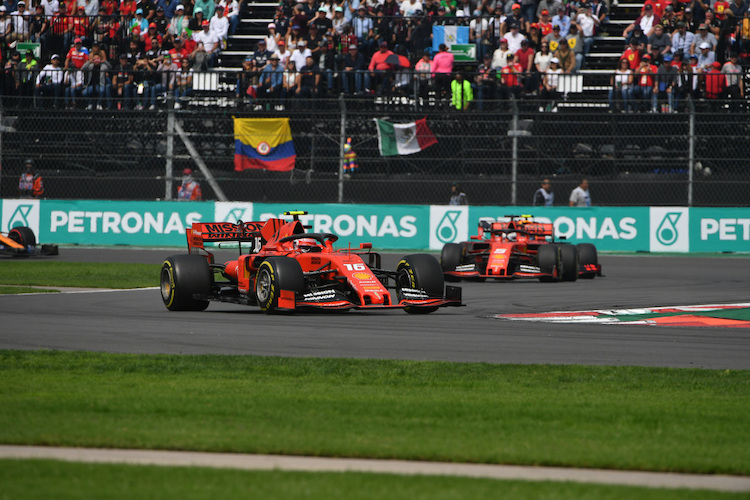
[[222, 208, 248, 223], [436, 211, 461, 244], [8, 205, 33, 230], [656, 212, 682, 246]]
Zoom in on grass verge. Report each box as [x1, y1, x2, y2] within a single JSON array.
[[2, 350, 748, 476], [1, 459, 742, 500], [0, 262, 159, 290]]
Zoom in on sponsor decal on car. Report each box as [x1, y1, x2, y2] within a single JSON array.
[[455, 264, 476, 272], [518, 265, 541, 273], [302, 290, 338, 301], [400, 288, 431, 300]]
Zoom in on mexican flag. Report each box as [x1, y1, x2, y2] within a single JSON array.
[[374, 118, 438, 156]]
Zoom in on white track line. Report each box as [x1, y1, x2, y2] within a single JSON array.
[[1, 446, 748, 492]]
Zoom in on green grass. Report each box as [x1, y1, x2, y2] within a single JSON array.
[[0, 286, 58, 294], [1, 459, 743, 500], [0, 262, 159, 289], [2, 350, 749, 476]]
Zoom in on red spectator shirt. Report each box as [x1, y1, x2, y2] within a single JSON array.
[[622, 47, 641, 70], [636, 64, 655, 86], [66, 47, 89, 69], [704, 68, 726, 97], [539, 21, 552, 36], [713, 0, 730, 20], [368, 49, 395, 71], [501, 63, 523, 86], [71, 16, 90, 37], [120, 0, 137, 17]]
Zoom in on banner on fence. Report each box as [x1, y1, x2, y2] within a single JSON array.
[[2, 200, 748, 253]]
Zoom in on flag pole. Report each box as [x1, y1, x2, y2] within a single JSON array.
[[338, 94, 346, 203]]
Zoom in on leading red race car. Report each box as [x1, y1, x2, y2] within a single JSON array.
[[441, 215, 602, 282], [161, 211, 462, 313]]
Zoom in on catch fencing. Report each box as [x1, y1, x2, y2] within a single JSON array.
[[0, 93, 747, 206]]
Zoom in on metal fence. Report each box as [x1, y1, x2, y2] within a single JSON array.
[[1, 93, 748, 206]]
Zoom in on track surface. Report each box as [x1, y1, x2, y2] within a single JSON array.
[[1, 249, 748, 369]]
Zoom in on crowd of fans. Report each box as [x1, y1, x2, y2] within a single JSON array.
[[611, 0, 747, 112], [0, 0, 745, 110]]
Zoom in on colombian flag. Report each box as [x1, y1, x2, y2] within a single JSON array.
[[234, 117, 296, 172]]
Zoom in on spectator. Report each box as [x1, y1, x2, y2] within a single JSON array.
[[661, 5, 678, 33], [296, 54, 320, 99], [450, 71, 473, 110], [258, 53, 283, 103], [236, 57, 259, 106], [504, 21, 526, 53], [623, 4, 660, 42], [545, 25, 564, 51], [65, 37, 89, 70], [2, 51, 20, 108], [690, 23, 716, 55], [703, 60, 724, 109], [631, 55, 655, 111], [190, 40, 209, 70], [352, 6, 374, 57], [647, 23, 672, 60], [503, 4, 528, 35], [192, 19, 220, 68], [629, 26, 648, 52], [177, 168, 202, 200], [449, 182, 467, 205], [722, 52, 743, 108], [173, 57, 193, 108], [34, 53, 64, 108], [491, 38, 513, 70], [654, 53, 677, 112], [414, 50, 433, 100], [30, 4, 47, 44], [532, 178, 554, 206], [274, 40, 291, 67], [432, 43, 454, 98], [157, 0, 178, 21], [316, 41, 336, 95], [153, 6, 170, 34], [168, 4, 189, 38], [131, 8, 149, 36], [9, 0, 30, 44], [515, 38, 535, 92], [210, 5, 229, 49], [368, 40, 394, 95], [569, 178, 591, 207], [592, 0, 609, 34], [342, 44, 366, 94], [609, 57, 633, 112], [574, 3, 599, 62], [621, 37, 642, 71], [469, 10, 490, 59], [553, 37, 576, 73], [674, 56, 693, 110], [474, 53, 496, 109], [194, 0, 215, 22], [540, 56, 562, 111], [224, 0, 241, 36], [566, 25, 585, 72], [63, 63, 85, 108], [133, 51, 156, 109], [499, 52, 523, 101], [17, 50, 38, 100], [282, 59, 298, 100], [551, 5, 571, 37], [170, 36, 191, 61], [18, 159, 44, 198], [265, 23, 280, 53], [671, 21, 694, 54], [81, 54, 111, 110], [289, 40, 311, 72], [695, 41, 714, 72], [111, 53, 134, 109]]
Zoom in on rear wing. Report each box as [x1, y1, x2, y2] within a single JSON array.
[[474, 216, 554, 240]]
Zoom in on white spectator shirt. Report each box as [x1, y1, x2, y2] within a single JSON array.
[[10, 8, 30, 35], [210, 14, 229, 42], [41, 0, 59, 16], [289, 47, 311, 69], [193, 28, 221, 52], [36, 63, 65, 85], [505, 31, 525, 54]]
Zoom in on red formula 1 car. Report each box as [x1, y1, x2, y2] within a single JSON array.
[[440, 215, 602, 282], [0, 226, 58, 257], [161, 211, 462, 313]]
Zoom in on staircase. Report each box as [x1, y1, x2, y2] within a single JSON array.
[[217, 1, 277, 73]]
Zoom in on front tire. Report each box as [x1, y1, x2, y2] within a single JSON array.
[[9, 226, 36, 247], [537, 244, 562, 282], [397, 253, 444, 314], [255, 257, 304, 313], [161, 255, 211, 311], [440, 243, 463, 282], [559, 244, 579, 282]]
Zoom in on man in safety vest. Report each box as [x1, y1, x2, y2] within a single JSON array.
[[177, 168, 202, 200], [18, 159, 44, 198]]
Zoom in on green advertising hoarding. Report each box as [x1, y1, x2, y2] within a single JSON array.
[[39, 200, 214, 246], [1, 199, 747, 253]]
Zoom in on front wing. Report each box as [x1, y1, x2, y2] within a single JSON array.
[[290, 285, 463, 311]]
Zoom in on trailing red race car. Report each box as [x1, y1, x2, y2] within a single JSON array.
[[0, 226, 58, 257], [441, 215, 602, 282], [161, 211, 462, 313]]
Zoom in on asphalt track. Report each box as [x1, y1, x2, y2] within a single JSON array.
[[1, 248, 748, 369]]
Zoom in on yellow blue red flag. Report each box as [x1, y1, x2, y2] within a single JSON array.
[[234, 117, 296, 172]]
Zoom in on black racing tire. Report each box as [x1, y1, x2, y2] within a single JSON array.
[[396, 253, 444, 314], [161, 255, 211, 311], [537, 244, 561, 282], [8, 226, 36, 247], [255, 257, 304, 313], [441, 243, 463, 282], [577, 243, 599, 279], [560, 244, 579, 282]]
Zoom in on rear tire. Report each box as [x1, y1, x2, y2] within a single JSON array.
[[9, 226, 36, 247], [577, 243, 598, 279], [255, 257, 304, 313], [560, 244, 579, 282], [440, 243, 463, 282], [397, 254, 444, 314], [537, 244, 561, 282], [161, 255, 211, 311]]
